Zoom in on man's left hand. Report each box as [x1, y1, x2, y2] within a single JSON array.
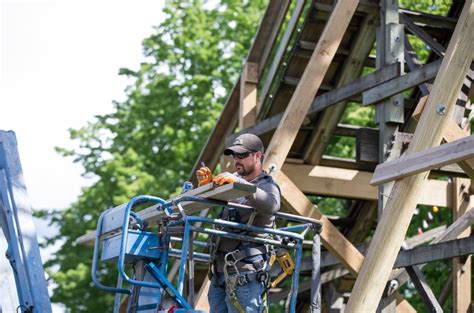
[[213, 172, 244, 186]]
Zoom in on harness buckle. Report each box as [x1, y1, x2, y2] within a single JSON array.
[[237, 275, 248, 286]]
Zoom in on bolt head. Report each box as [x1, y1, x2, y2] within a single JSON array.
[[436, 104, 446, 115]]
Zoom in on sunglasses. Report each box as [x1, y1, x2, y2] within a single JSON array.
[[231, 152, 253, 159]]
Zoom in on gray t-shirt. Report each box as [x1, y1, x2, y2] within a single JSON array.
[[216, 171, 281, 253]]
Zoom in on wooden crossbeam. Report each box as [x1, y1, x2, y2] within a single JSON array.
[[362, 59, 441, 106], [283, 163, 452, 207], [442, 120, 474, 180], [395, 236, 474, 268], [263, 0, 359, 171], [371, 134, 474, 185], [406, 266, 443, 312], [273, 170, 364, 275], [405, 37, 431, 96], [309, 225, 446, 270], [228, 62, 399, 145], [387, 207, 474, 296], [400, 13, 446, 56], [346, 1, 474, 309], [303, 13, 378, 163]]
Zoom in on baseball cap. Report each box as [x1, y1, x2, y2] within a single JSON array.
[[224, 133, 264, 155]]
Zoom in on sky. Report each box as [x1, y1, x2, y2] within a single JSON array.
[[1, 0, 165, 210], [1, 0, 165, 311]]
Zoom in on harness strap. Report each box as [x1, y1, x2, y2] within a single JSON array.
[[225, 245, 271, 263]]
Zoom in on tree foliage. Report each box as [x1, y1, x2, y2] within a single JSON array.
[[45, 1, 266, 311]]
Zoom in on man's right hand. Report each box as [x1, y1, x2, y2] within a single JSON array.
[[196, 166, 212, 186]]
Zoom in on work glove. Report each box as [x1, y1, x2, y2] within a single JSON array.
[[196, 166, 213, 186], [212, 172, 245, 186]]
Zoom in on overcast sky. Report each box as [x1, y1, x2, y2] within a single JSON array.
[[1, 0, 164, 210], [1, 0, 165, 311]]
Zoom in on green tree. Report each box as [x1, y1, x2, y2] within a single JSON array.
[[43, 1, 266, 311]]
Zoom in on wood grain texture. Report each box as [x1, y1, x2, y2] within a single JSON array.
[[346, 1, 474, 310]]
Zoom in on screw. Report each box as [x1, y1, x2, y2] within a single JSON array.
[[436, 104, 446, 115]]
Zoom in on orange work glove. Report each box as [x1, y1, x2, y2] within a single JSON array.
[[212, 172, 240, 186], [196, 166, 213, 186]]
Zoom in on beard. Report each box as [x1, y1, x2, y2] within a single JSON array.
[[235, 162, 254, 177]]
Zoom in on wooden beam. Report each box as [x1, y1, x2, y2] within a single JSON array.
[[227, 63, 399, 145], [346, 1, 474, 310], [442, 119, 474, 180], [260, 0, 360, 172], [189, 0, 290, 184], [239, 62, 258, 129], [405, 266, 443, 312], [399, 8, 457, 30], [371, 135, 474, 185], [400, 13, 446, 56], [388, 207, 474, 296], [362, 59, 441, 106], [452, 178, 472, 312], [313, 225, 446, 270], [304, 13, 378, 164], [356, 127, 379, 163], [282, 163, 452, 207], [273, 170, 364, 275], [247, 0, 290, 74], [405, 36, 431, 96], [411, 95, 429, 121], [257, 0, 306, 116], [395, 236, 474, 268]]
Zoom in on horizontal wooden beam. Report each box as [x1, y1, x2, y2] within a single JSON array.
[[395, 236, 474, 268], [371, 134, 474, 185], [362, 59, 441, 106], [282, 163, 451, 207], [388, 208, 474, 295], [308, 225, 446, 270], [228, 63, 400, 144]]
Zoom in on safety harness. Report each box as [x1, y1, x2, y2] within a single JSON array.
[[223, 245, 272, 313]]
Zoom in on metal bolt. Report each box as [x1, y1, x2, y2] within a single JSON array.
[[436, 104, 446, 115], [393, 99, 400, 107]]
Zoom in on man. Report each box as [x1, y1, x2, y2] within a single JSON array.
[[196, 133, 281, 313]]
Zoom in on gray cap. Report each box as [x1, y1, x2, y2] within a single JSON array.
[[224, 133, 264, 155]]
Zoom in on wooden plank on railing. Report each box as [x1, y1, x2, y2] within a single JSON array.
[[76, 183, 255, 246]]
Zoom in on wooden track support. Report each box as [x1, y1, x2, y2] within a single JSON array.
[[239, 62, 258, 129], [452, 178, 472, 312], [345, 1, 474, 311]]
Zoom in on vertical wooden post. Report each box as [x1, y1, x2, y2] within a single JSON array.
[[376, 0, 405, 219], [239, 62, 259, 129], [345, 1, 474, 311], [452, 178, 472, 312]]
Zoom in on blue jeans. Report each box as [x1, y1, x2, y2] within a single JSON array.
[[208, 272, 265, 313]]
